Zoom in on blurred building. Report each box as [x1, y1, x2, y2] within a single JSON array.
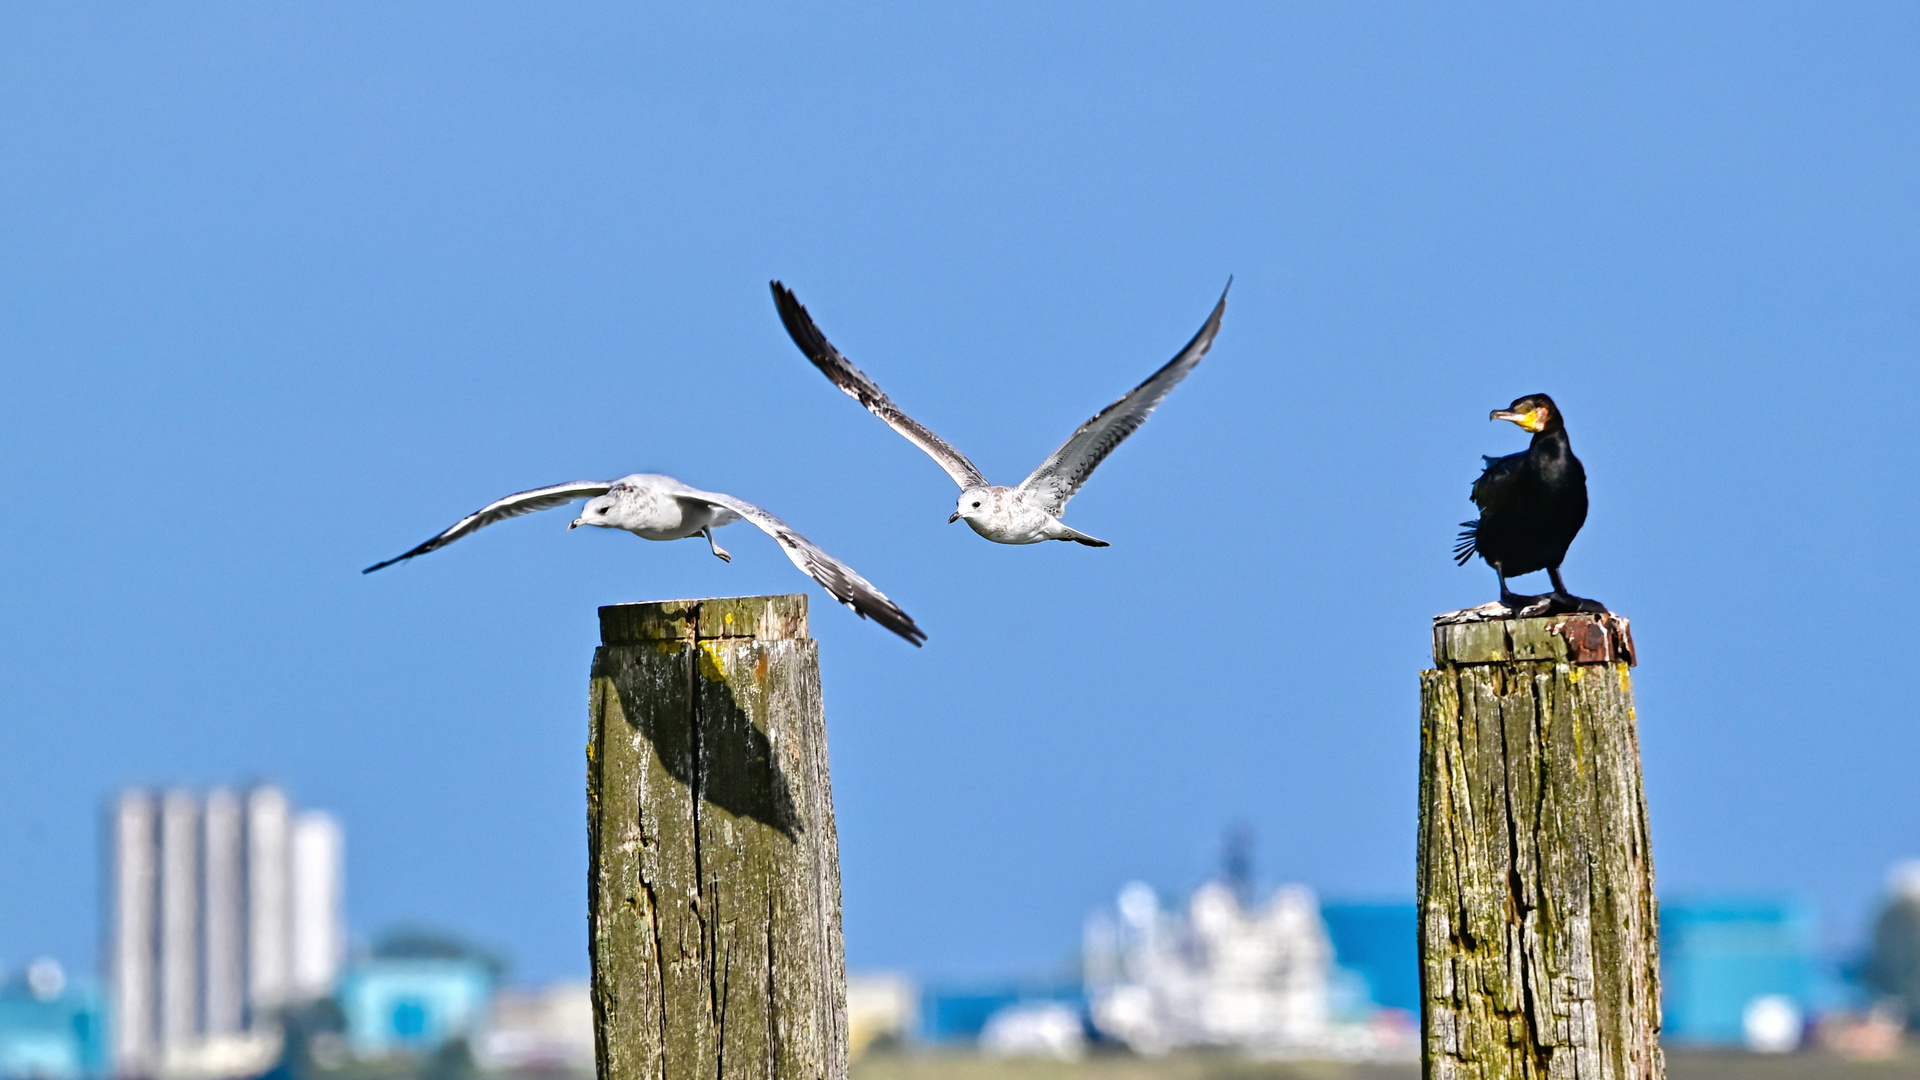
[[1319, 903, 1418, 1015], [107, 786, 344, 1079], [337, 958, 493, 1059], [476, 982, 592, 1073], [1659, 897, 1818, 1047], [845, 974, 915, 1060], [979, 1002, 1087, 1060], [0, 961, 106, 1080], [916, 980, 1082, 1045], [1080, 880, 1417, 1060]]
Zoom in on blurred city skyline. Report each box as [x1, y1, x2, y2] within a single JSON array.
[[3, 2, 1918, 986]]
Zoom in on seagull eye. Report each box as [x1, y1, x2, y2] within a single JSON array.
[[598, 507, 609, 514], [972, 501, 981, 508]]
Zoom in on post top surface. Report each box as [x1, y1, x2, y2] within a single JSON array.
[[600, 594, 810, 645], [1431, 608, 1635, 667]]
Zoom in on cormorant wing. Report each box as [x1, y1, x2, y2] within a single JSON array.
[[1469, 450, 1529, 513], [364, 480, 613, 573], [1015, 281, 1229, 517], [771, 281, 989, 491], [673, 488, 927, 647]]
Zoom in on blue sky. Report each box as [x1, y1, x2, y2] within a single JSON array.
[[1, 3, 1916, 983]]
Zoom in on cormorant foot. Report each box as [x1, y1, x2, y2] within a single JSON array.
[[1499, 590, 1548, 616], [1516, 592, 1610, 617], [1549, 592, 1609, 615]]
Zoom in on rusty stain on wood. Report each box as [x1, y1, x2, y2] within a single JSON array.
[[1419, 611, 1662, 1080], [1433, 611, 1636, 668], [589, 594, 848, 1080]]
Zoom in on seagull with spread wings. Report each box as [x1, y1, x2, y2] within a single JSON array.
[[772, 280, 1228, 547], [363, 473, 925, 645]]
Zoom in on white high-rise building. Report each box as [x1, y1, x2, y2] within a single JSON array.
[[289, 812, 345, 1001], [108, 785, 346, 1080]]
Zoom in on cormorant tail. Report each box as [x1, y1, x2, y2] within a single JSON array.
[[1452, 520, 1480, 566]]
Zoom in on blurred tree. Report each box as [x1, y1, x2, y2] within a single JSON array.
[[1864, 891, 1920, 1029], [372, 925, 508, 983], [419, 1036, 476, 1080]]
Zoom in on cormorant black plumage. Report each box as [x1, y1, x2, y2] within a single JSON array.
[[1454, 393, 1603, 613]]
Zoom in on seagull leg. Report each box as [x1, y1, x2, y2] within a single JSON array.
[[702, 527, 732, 563]]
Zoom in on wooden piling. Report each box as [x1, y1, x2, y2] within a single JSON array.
[[1418, 611, 1663, 1080], [588, 595, 847, 1080]]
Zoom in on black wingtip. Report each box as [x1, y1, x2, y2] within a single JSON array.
[[882, 610, 929, 647], [769, 280, 822, 351], [851, 603, 927, 646]]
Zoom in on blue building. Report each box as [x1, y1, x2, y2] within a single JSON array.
[[0, 964, 106, 1080], [917, 981, 1084, 1044], [1660, 897, 1818, 1045], [1322, 903, 1419, 1015], [337, 958, 494, 1057]]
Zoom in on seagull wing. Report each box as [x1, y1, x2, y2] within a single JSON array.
[[363, 481, 613, 573], [771, 281, 988, 490], [1016, 281, 1229, 517], [675, 489, 927, 647]]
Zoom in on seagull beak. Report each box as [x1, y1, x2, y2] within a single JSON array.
[[568, 518, 584, 529], [947, 512, 961, 524]]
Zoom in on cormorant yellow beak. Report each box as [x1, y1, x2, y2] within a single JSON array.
[[1491, 407, 1548, 433]]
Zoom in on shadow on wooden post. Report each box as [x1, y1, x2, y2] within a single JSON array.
[[1419, 611, 1663, 1080], [589, 595, 847, 1080]]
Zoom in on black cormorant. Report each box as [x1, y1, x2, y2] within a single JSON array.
[[1453, 393, 1604, 614]]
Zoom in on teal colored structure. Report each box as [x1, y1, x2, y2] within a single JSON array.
[[1659, 897, 1817, 1045], [1321, 902, 1419, 1014], [0, 974, 105, 1080], [917, 981, 1084, 1043], [337, 958, 494, 1056]]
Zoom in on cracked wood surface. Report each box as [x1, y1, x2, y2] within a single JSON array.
[[590, 595, 848, 1080], [1419, 613, 1662, 1080]]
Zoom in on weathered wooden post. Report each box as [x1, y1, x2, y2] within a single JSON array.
[[1418, 611, 1663, 1080], [588, 595, 847, 1080]]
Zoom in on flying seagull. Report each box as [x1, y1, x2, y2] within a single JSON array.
[[364, 473, 926, 645], [771, 280, 1229, 546]]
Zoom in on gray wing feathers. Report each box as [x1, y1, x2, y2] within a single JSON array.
[[678, 490, 927, 646], [1017, 281, 1229, 516], [363, 480, 612, 573], [771, 281, 989, 490]]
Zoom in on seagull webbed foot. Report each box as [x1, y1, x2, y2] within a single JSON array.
[[702, 527, 732, 563]]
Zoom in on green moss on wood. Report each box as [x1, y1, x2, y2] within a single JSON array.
[[1420, 614, 1662, 1080], [589, 595, 847, 1080]]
